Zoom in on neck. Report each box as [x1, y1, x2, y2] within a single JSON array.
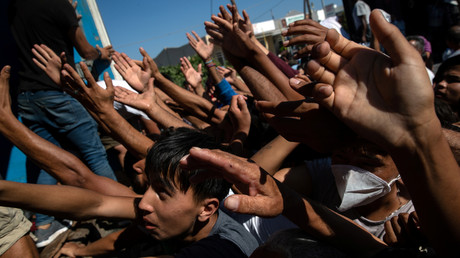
[[183, 212, 218, 243], [355, 187, 407, 221]]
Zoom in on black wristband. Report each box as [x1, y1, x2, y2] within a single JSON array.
[[96, 48, 102, 59]]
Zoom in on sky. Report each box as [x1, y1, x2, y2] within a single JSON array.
[[96, 0, 343, 61]]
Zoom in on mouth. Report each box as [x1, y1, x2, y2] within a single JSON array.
[[142, 217, 157, 230]]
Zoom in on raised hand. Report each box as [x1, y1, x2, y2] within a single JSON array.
[[229, 95, 250, 135], [282, 19, 329, 58], [139, 47, 160, 78], [187, 31, 214, 61], [180, 56, 204, 96], [180, 148, 284, 217], [205, 7, 256, 59], [31, 44, 65, 86], [298, 10, 434, 151], [113, 52, 150, 92], [217, 66, 237, 84], [114, 77, 157, 113], [61, 62, 115, 124], [97, 45, 114, 61]]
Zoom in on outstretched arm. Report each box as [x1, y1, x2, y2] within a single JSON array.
[[114, 78, 193, 129], [206, 5, 303, 101], [293, 10, 460, 254], [0, 66, 135, 197], [140, 47, 226, 125], [0, 180, 137, 221], [61, 62, 153, 159]]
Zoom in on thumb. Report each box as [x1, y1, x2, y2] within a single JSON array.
[[224, 195, 282, 217], [370, 9, 419, 65]]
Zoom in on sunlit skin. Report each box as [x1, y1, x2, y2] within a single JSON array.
[[137, 169, 219, 243], [434, 65, 460, 111]]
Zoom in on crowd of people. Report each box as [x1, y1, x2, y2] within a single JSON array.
[[1, 0, 460, 257]]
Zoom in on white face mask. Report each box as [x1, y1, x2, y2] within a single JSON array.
[[331, 164, 401, 212]]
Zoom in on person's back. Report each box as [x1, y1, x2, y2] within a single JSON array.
[[8, 0, 77, 91]]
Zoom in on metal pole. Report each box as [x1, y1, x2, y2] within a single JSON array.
[[306, 0, 312, 19]]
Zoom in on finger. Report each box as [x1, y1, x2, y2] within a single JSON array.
[[186, 32, 197, 46], [184, 57, 192, 69], [324, 29, 365, 60], [122, 52, 136, 68], [31, 47, 48, 65], [197, 63, 202, 74], [60, 52, 68, 65], [256, 99, 316, 117], [205, 27, 224, 41], [35, 44, 53, 60], [237, 95, 248, 112], [211, 15, 233, 31], [62, 63, 86, 90], [242, 9, 250, 24], [103, 72, 114, 95], [306, 60, 335, 85], [219, 5, 232, 22], [0, 66, 11, 95], [192, 31, 201, 42], [230, 94, 238, 110], [390, 216, 402, 239], [370, 9, 418, 65], [32, 56, 46, 71], [114, 63, 126, 77], [80, 62, 97, 88], [41, 44, 58, 59], [383, 220, 397, 245], [311, 42, 347, 73], [224, 194, 281, 217], [295, 45, 314, 58]]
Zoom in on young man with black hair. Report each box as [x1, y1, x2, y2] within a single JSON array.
[[0, 127, 258, 257]]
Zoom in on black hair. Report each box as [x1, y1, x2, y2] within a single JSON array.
[[434, 55, 460, 83], [145, 127, 230, 202]]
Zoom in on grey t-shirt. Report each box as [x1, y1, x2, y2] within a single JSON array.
[[210, 210, 259, 256]]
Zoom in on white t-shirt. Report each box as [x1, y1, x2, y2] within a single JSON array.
[[96, 80, 150, 120]]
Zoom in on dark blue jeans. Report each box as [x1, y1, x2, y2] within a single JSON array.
[[18, 90, 116, 225]]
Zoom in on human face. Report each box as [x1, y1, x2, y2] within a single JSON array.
[[331, 143, 399, 182], [138, 181, 202, 241], [434, 65, 460, 108]]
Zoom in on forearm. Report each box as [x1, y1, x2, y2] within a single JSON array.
[[390, 120, 460, 253], [155, 74, 225, 124], [0, 113, 134, 196], [98, 108, 153, 158], [248, 48, 304, 101], [227, 54, 285, 102], [231, 78, 251, 94], [251, 135, 299, 175], [0, 181, 137, 220], [145, 106, 193, 129]]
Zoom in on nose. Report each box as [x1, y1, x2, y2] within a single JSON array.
[[435, 80, 447, 93], [138, 187, 154, 213]]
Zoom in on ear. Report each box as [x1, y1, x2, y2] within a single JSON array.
[[197, 198, 219, 222]]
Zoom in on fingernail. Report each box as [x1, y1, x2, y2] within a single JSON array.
[[237, 95, 244, 101], [4, 66, 10, 73], [225, 197, 239, 211], [180, 154, 190, 162], [283, 40, 289, 46], [290, 78, 301, 88]]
